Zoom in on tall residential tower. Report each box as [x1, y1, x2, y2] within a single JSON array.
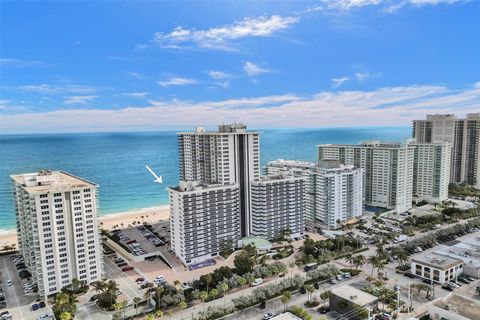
[[11, 170, 102, 298], [177, 124, 260, 236], [412, 113, 480, 188]]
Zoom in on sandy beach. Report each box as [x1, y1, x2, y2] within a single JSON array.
[[0, 205, 170, 248]]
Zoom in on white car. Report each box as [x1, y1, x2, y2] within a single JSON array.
[[251, 278, 263, 287], [6, 280, 12, 286]]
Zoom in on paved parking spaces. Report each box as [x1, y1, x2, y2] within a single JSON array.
[[103, 256, 144, 301], [0, 255, 52, 320]]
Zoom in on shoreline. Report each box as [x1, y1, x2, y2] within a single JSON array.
[[0, 205, 170, 248]]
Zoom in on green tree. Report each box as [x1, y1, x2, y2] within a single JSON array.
[[60, 312, 72, 320], [353, 254, 365, 271], [218, 282, 229, 307], [179, 300, 187, 320], [146, 315, 155, 320], [198, 291, 208, 312], [133, 297, 141, 315], [209, 288, 219, 306], [281, 291, 292, 311], [320, 290, 332, 307], [234, 252, 255, 275], [155, 309, 164, 319], [305, 284, 315, 302]]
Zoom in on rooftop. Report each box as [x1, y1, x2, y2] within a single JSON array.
[[411, 252, 464, 270], [270, 312, 302, 320], [331, 285, 378, 306], [177, 123, 258, 135], [267, 159, 318, 169], [169, 181, 238, 192], [11, 170, 95, 194], [431, 293, 480, 320], [319, 141, 410, 149]]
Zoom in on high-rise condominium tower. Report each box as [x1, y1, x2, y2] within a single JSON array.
[[11, 170, 102, 298], [168, 181, 241, 265], [318, 141, 415, 213], [412, 113, 480, 188], [411, 142, 452, 203], [177, 124, 260, 236], [250, 174, 305, 239], [265, 159, 364, 230]]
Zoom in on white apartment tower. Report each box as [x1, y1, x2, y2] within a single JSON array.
[[250, 174, 305, 240], [318, 141, 415, 213], [177, 124, 260, 236], [413, 113, 480, 188], [168, 181, 241, 265], [411, 142, 452, 203], [313, 161, 364, 229], [265, 159, 364, 230], [11, 170, 102, 298]]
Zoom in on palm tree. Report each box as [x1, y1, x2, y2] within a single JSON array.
[[205, 274, 212, 294], [237, 277, 246, 296], [367, 256, 379, 279], [154, 285, 164, 309], [133, 297, 141, 315], [320, 290, 332, 307], [218, 282, 229, 307], [146, 315, 155, 320], [144, 291, 152, 309], [179, 300, 187, 320], [281, 291, 291, 311], [209, 288, 218, 306], [305, 284, 315, 302], [353, 254, 365, 271], [198, 291, 208, 312], [396, 249, 409, 267], [345, 254, 354, 269]]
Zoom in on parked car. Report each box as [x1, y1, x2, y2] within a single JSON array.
[[263, 312, 275, 320], [89, 295, 98, 302], [330, 279, 337, 284], [0, 311, 12, 320], [318, 306, 330, 314], [251, 278, 263, 287], [442, 284, 454, 291], [121, 266, 134, 272], [30, 303, 39, 311], [314, 282, 320, 289]]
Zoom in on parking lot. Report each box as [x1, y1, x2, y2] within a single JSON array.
[[0, 255, 53, 320]]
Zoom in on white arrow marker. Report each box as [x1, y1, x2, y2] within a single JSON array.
[[146, 165, 163, 184]]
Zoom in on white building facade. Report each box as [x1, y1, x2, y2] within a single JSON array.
[[318, 141, 415, 213], [413, 113, 480, 188], [12, 170, 102, 298], [250, 174, 305, 240], [168, 181, 241, 265], [411, 253, 464, 284], [411, 142, 452, 203], [313, 162, 364, 229], [177, 124, 260, 237]]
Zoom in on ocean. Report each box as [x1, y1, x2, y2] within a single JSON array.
[[0, 127, 410, 231]]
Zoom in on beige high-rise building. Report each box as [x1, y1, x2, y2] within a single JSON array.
[[11, 170, 102, 298], [413, 113, 480, 188]]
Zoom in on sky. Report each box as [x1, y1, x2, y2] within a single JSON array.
[[0, 0, 479, 134]]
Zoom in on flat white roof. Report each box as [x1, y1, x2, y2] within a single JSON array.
[[271, 312, 302, 320], [331, 285, 378, 306], [11, 170, 96, 194]]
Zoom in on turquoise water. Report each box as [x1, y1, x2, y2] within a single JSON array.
[[0, 127, 410, 230]]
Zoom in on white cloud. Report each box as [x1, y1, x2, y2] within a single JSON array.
[[157, 77, 198, 88], [0, 58, 44, 67], [63, 96, 97, 105], [355, 71, 382, 81], [18, 84, 98, 94], [319, 0, 467, 11], [243, 61, 271, 76], [122, 92, 150, 97], [332, 77, 350, 88], [2, 82, 479, 134], [153, 15, 299, 50], [127, 72, 145, 80], [208, 70, 232, 80]]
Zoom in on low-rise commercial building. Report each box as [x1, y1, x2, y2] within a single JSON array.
[[329, 285, 378, 320], [410, 253, 464, 284], [168, 181, 241, 266], [428, 292, 480, 320]]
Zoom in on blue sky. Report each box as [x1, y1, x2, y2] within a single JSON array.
[[0, 0, 479, 133]]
